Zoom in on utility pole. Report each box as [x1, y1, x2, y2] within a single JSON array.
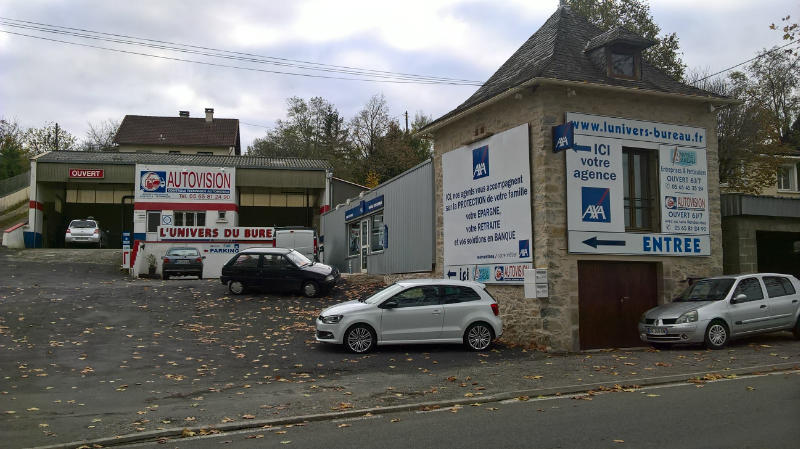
[[54, 123, 59, 151], [404, 111, 408, 134]]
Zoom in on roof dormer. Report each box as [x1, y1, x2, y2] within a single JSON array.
[[584, 27, 655, 81]]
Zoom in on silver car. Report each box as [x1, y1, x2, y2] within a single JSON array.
[[65, 218, 108, 248], [639, 273, 800, 349], [316, 279, 503, 353]]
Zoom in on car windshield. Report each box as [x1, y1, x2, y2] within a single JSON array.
[[168, 248, 199, 257], [364, 283, 406, 304], [285, 250, 311, 267], [70, 220, 97, 228], [674, 278, 735, 302]]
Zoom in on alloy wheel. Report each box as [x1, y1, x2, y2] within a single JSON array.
[[347, 327, 373, 353], [708, 323, 727, 346], [468, 324, 492, 350]]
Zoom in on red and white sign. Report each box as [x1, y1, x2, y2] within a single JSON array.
[[157, 226, 275, 241], [69, 168, 104, 178]]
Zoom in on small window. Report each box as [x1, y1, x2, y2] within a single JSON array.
[[174, 211, 206, 227], [147, 211, 161, 233], [347, 222, 360, 257], [764, 276, 796, 297], [441, 286, 481, 304], [611, 52, 635, 77], [777, 164, 797, 191], [370, 213, 384, 252], [233, 254, 260, 268], [733, 278, 764, 302], [623, 148, 659, 231]]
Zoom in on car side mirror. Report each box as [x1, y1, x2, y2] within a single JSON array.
[[381, 300, 398, 309], [731, 293, 747, 304]]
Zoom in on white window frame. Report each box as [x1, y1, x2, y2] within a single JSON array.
[[777, 164, 798, 192]]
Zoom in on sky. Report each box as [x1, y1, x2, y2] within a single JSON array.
[[0, 0, 797, 152]]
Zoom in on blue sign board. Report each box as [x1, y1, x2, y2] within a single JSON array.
[[345, 195, 385, 221], [122, 232, 131, 246], [552, 122, 574, 153]]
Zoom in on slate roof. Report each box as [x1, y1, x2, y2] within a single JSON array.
[[113, 115, 240, 148], [35, 151, 332, 171], [585, 26, 655, 52], [424, 6, 727, 132]]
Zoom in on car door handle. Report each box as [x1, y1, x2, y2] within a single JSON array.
[[759, 304, 767, 309], [432, 309, 441, 315], [793, 300, 798, 303]]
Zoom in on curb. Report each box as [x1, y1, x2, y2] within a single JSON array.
[[30, 361, 800, 449]]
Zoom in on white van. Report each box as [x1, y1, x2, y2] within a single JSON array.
[[274, 227, 318, 261]]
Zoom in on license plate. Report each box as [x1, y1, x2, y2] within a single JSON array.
[[176, 260, 190, 264], [647, 327, 667, 336]]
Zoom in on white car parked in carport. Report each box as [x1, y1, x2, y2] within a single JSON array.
[[316, 279, 502, 353]]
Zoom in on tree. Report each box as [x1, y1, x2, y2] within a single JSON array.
[[0, 118, 28, 179], [81, 119, 120, 151], [566, 0, 685, 80], [24, 122, 77, 153], [350, 94, 390, 159]]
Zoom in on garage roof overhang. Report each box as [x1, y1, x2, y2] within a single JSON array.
[[722, 193, 800, 218]]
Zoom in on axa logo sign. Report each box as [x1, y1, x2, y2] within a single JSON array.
[[671, 147, 697, 166], [139, 171, 166, 193], [472, 145, 489, 180], [518, 240, 530, 258], [581, 187, 611, 223]]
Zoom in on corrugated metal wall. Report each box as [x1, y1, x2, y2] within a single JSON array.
[[321, 160, 434, 275]]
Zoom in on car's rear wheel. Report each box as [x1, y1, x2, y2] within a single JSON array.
[[229, 280, 245, 295], [302, 280, 319, 298], [344, 324, 375, 353], [704, 319, 729, 350], [464, 322, 494, 351]]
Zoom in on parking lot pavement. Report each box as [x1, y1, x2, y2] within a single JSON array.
[[1, 248, 799, 448]]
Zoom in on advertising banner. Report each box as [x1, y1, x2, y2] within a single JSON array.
[[564, 113, 709, 256], [157, 226, 275, 242], [135, 165, 235, 203], [442, 124, 532, 284]]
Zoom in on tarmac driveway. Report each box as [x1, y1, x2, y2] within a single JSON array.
[[0, 248, 538, 447], [1, 248, 798, 448]]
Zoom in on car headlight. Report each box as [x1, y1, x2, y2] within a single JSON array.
[[325, 274, 335, 282], [320, 315, 342, 324], [676, 310, 698, 324]]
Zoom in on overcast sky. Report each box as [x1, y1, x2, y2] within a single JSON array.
[[0, 0, 797, 152]]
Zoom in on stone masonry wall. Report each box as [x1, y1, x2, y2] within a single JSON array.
[[431, 84, 723, 352]]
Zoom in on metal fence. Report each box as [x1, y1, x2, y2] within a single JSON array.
[[0, 171, 30, 197]]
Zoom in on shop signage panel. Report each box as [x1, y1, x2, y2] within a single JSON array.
[[568, 231, 710, 256], [659, 145, 709, 234], [564, 113, 710, 256], [444, 262, 534, 285], [157, 226, 275, 241], [69, 168, 104, 178], [566, 112, 706, 148], [442, 124, 532, 268], [345, 195, 385, 221], [135, 164, 236, 203]]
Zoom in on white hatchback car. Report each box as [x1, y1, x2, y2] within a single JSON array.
[[639, 273, 800, 349], [316, 279, 502, 353]]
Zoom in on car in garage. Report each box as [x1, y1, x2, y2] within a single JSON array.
[[65, 218, 108, 248], [162, 247, 204, 280], [639, 273, 800, 349], [220, 247, 339, 297], [315, 279, 503, 353]]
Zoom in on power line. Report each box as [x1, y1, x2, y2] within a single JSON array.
[[0, 28, 483, 86], [691, 39, 800, 85], [0, 16, 483, 85]]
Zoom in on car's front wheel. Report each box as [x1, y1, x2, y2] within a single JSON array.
[[704, 319, 729, 350], [344, 324, 375, 353], [229, 280, 245, 295], [464, 322, 494, 351], [302, 280, 319, 298]]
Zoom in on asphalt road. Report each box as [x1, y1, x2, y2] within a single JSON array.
[[129, 371, 800, 449]]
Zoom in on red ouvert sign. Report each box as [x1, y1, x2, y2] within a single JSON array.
[[69, 168, 104, 179]]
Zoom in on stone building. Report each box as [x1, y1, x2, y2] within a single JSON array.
[[420, 6, 736, 351]]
